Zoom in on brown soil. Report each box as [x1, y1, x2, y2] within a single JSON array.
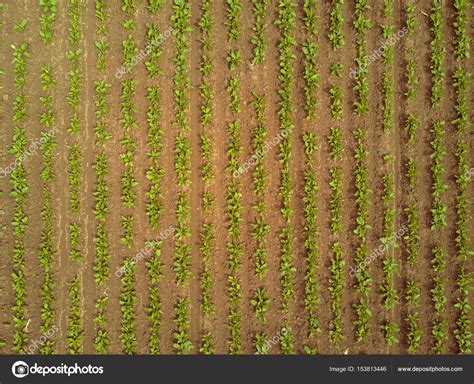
[[0, 0, 472, 355]]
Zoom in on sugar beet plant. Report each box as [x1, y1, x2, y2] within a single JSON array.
[[145, 23, 163, 78], [226, 0, 242, 43], [198, 0, 216, 354], [452, 0, 472, 353], [66, 0, 84, 266], [302, 132, 321, 345], [403, 2, 422, 353], [405, 3, 418, 100], [327, 0, 345, 349], [95, 0, 110, 71], [145, 86, 164, 228], [120, 259, 138, 354], [250, 92, 270, 351], [93, 81, 111, 286], [172, 0, 193, 286], [302, 0, 319, 120], [119, 0, 138, 249], [10, 42, 30, 353], [431, 247, 448, 353], [119, 79, 138, 248], [67, 276, 83, 354], [92, 42, 112, 356], [92, 2, 112, 351], [453, 0, 470, 61], [430, 0, 445, 107], [380, 0, 399, 347], [276, 0, 297, 354], [224, 0, 244, 355], [38, 63, 57, 354], [353, 0, 372, 114], [172, 0, 193, 354], [251, 0, 268, 64], [352, 127, 372, 342], [39, 0, 57, 44], [430, 121, 447, 229], [174, 297, 192, 354], [146, 241, 164, 354], [329, 0, 345, 50], [250, 92, 269, 280]]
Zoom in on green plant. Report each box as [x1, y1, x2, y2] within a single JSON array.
[[67, 276, 83, 354], [302, 10, 319, 120], [303, 132, 320, 340], [329, 242, 345, 346], [251, 287, 269, 323], [329, 0, 345, 50], [330, 62, 343, 77], [226, 49, 241, 71], [10, 42, 30, 354], [352, 127, 372, 341], [430, 0, 445, 107], [225, 0, 242, 43], [173, 296, 192, 354], [95, 0, 109, 36], [382, 322, 399, 346], [353, 0, 372, 115], [430, 121, 448, 229], [14, 19, 28, 32], [250, 92, 269, 279], [146, 242, 163, 354], [148, 0, 163, 13], [94, 295, 109, 354], [121, 215, 133, 248], [200, 331, 215, 355], [119, 259, 137, 354], [146, 86, 164, 228], [39, 0, 57, 44], [453, 0, 470, 60], [251, 0, 268, 64]]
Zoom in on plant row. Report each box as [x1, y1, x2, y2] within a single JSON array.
[[10, 42, 30, 353], [302, 0, 319, 120], [39, 0, 57, 44], [353, 0, 372, 114], [38, 63, 57, 354], [172, 0, 193, 354], [452, 5, 472, 352], [430, 0, 445, 107], [329, 0, 345, 50], [352, 127, 372, 342], [251, 0, 268, 64], [302, 132, 320, 344], [276, 0, 297, 354], [198, 0, 216, 355], [172, 0, 193, 288], [249, 92, 270, 350], [380, 0, 399, 347], [403, 2, 421, 353], [67, 276, 83, 353]]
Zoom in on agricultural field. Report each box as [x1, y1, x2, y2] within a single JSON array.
[[0, 0, 472, 356]]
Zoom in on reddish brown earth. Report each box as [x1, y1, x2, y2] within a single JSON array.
[[0, 0, 472, 355]]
